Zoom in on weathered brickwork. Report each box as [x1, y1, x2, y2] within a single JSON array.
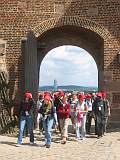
[[0, 0, 120, 126]]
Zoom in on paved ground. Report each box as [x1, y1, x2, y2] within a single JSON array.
[[0, 128, 120, 160]]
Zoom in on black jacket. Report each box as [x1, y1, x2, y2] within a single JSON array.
[[92, 97, 105, 117], [19, 99, 36, 117]]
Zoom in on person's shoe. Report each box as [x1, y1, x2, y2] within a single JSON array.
[[103, 132, 107, 136], [46, 144, 51, 148], [61, 137, 67, 144], [42, 144, 47, 147], [81, 137, 85, 140], [75, 138, 81, 141], [16, 143, 22, 147], [97, 135, 102, 139], [30, 142, 34, 145], [61, 140, 67, 144]]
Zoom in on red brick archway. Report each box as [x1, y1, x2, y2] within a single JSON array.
[[33, 16, 111, 40], [32, 16, 120, 93], [33, 17, 108, 92], [37, 25, 103, 90]]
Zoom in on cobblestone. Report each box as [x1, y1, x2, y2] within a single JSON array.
[[0, 130, 120, 160]]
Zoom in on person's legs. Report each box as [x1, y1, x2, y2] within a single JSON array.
[[57, 117, 61, 133], [17, 116, 26, 144], [71, 114, 76, 132], [86, 112, 92, 134], [46, 118, 54, 146], [59, 119, 68, 144], [95, 118, 98, 135], [36, 113, 41, 130], [96, 115, 103, 138], [103, 117, 108, 134], [27, 116, 34, 143], [76, 123, 81, 139], [59, 119, 64, 137], [39, 116, 43, 133], [43, 119, 47, 145], [63, 118, 69, 138], [81, 115, 86, 139]]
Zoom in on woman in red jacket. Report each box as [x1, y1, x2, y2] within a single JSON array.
[[57, 95, 70, 144]]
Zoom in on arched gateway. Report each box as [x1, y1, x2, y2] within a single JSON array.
[[0, 1, 120, 128], [23, 17, 106, 99], [21, 16, 120, 127]]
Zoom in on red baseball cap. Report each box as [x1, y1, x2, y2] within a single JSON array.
[[24, 92, 32, 99], [58, 91, 64, 97], [102, 92, 107, 98], [96, 92, 102, 98], [86, 94, 92, 99], [78, 94, 85, 100], [44, 95, 51, 101]]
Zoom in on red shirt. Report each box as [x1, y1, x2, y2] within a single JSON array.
[[57, 102, 70, 119]]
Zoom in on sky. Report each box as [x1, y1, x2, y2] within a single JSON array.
[[39, 46, 98, 87]]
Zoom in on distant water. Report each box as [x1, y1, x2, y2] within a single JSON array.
[[39, 85, 98, 92]]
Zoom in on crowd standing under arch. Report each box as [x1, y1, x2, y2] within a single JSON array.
[[16, 91, 111, 148]]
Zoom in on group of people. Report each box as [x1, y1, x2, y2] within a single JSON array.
[[16, 90, 111, 148]]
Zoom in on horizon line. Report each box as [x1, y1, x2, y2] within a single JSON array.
[[39, 85, 98, 88]]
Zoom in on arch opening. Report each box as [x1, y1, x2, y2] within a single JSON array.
[[39, 45, 98, 92], [37, 25, 104, 92]]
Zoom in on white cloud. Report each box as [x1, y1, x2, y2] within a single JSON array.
[[40, 46, 98, 87]]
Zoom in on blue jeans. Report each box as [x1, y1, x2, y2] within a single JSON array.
[[17, 115, 34, 144], [76, 115, 86, 139], [43, 117, 54, 145]]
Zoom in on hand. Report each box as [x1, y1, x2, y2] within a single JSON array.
[[54, 122, 59, 131], [81, 111, 87, 114], [94, 116, 96, 120], [44, 115, 48, 120], [55, 122, 58, 128], [11, 116, 14, 121]]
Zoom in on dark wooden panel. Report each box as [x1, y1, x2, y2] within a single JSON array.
[[24, 31, 38, 101]]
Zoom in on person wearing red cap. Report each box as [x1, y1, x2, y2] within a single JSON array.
[[53, 91, 65, 132], [75, 94, 88, 140], [39, 94, 58, 148], [69, 94, 78, 133], [57, 95, 70, 144], [102, 92, 111, 135], [85, 94, 93, 135], [92, 92, 105, 138], [36, 93, 44, 133], [58, 91, 64, 97], [17, 92, 36, 146]]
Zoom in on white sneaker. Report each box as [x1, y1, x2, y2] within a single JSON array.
[[30, 142, 34, 145], [75, 138, 80, 141], [16, 144, 22, 147], [81, 137, 85, 140]]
